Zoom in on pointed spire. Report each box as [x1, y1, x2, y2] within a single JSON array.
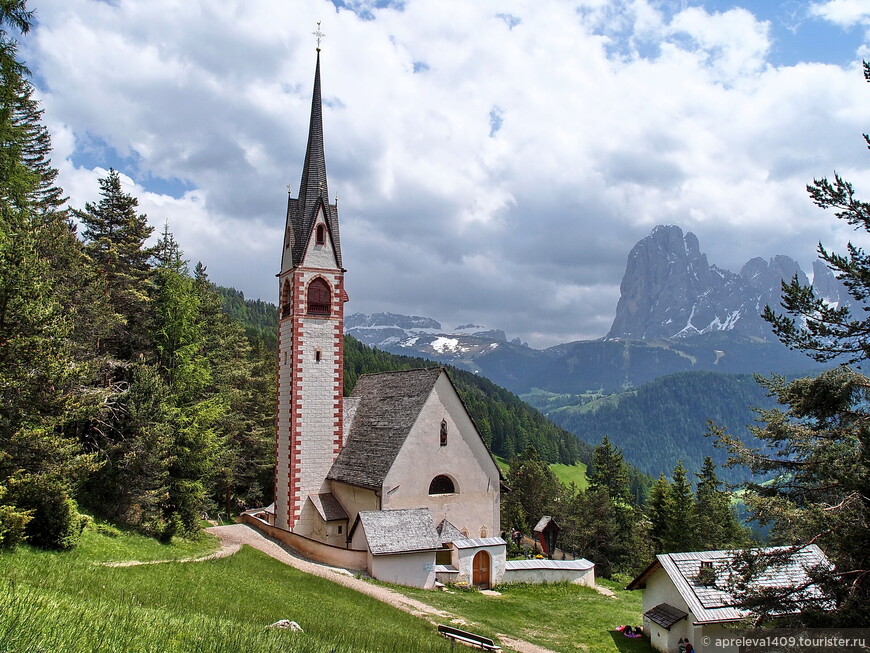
[[298, 48, 329, 230]]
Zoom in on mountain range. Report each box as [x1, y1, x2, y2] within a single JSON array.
[[346, 225, 834, 395]]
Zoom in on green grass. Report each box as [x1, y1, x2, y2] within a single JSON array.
[[549, 461, 589, 490], [391, 578, 652, 652], [0, 524, 450, 653]]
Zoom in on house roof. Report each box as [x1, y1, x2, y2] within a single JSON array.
[[533, 516, 559, 533], [436, 519, 465, 544], [356, 508, 442, 555], [327, 368, 443, 490], [505, 558, 594, 571], [451, 537, 506, 550], [307, 493, 348, 522], [627, 545, 831, 624], [644, 603, 688, 630]]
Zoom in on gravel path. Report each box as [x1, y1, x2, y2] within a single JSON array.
[[205, 524, 556, 653]]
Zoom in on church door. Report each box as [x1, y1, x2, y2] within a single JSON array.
[[472, 550, 491, 589]]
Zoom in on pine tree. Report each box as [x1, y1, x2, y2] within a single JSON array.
[[716, 61, 870, 627], [588, 435, 632, 504], [693, 456, 747, 551], [647, 473, 672, 553], [665, 461, 695, 552], [74, 168, 154, 359], [0, 0, 98, 549]]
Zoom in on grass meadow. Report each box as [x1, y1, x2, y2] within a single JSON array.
[[392, 578, 653, 653], [0, 519, 651, 652], [0, 523, 449, 653]]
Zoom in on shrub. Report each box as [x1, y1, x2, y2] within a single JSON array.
[[0, 485, 32, 550], [9, 476, 88, 550]]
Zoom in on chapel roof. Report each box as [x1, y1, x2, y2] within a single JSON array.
[[626, 545, 831, 624], [436, 519, 465, 544], [327, 367, 444, 490], [307, 493, 348, 522], [283, 48, 342, 271], [356, 508, 441, 555]]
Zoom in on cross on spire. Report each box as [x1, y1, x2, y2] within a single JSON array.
[[313, 21, 325, 51]]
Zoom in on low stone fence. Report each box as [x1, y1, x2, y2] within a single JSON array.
[[501, 559, 595, 586], [242, 513, 368, 571]]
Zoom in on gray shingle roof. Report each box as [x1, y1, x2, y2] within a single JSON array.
[[357, 508, 441, 555], [308, 493, 348, 522], [436, 519, 465, 544], [628, 545, 831, 624], [505, 558, 594, 571], [644, 603, 688, 629], [452, 537, 507, 550], [327, 367, 443, 490], [283, 50, 343, 271]]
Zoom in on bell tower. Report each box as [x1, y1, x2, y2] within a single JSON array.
[[274, 39, 346, 531]]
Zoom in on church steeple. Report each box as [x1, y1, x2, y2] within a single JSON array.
[[283, 44, 342, 272], [274, 34, 347, 533]]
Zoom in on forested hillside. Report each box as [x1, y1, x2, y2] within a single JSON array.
[[528, 371, 780, 482]]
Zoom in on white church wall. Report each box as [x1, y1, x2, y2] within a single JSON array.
[[330, 481, 378, 526], [381, 373, 500, 537], [369, 551, 437, 589]]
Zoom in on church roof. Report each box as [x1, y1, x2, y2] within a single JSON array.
[[283, 48, 342, 271], [356, 508, 441, 555], [436, 519, 465, 544], [328, 367, 443, 490], [307, 493, 348, 522]]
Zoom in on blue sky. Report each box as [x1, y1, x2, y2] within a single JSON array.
[[21, 0, 870, 346]]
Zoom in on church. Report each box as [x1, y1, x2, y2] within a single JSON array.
[[244, 43, 510, 590]]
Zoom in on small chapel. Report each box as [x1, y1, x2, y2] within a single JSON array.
[[245, 40, 595, 591]]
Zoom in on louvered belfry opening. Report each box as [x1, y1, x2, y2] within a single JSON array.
[[307, 277, 331, 315]]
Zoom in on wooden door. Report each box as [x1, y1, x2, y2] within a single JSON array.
[[472, 550, 491, 589]]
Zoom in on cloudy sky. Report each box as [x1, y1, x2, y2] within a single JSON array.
[[21, 0, 870, 347]]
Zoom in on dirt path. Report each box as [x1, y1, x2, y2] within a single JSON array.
[[205, 524, 556, 653]]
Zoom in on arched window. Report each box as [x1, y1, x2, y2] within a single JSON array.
[[440, 419, 448, 446], [315, 223, 326, 245], [429, 475, 455, 495], [307, 278, 331, 316], [281, 280, 293, 318]]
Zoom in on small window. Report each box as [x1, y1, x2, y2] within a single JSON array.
[[337, 525, 343, 534], [307, 278, 331, 315], [435, 547, 451, 565], [315, 349, 322, 362], [281, 280, 293, 318], [429, 475, 455, 495], [315, 224, 326, 245], [440, 419, 448, 446]]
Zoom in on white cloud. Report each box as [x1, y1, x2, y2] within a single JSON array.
[[20, 0, 870, 346], [810, 0, 870, 28]]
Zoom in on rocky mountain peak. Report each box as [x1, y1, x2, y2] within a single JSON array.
[[607, 226, 847, 341]]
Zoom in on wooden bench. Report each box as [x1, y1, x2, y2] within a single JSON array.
[[437, 625, 502, 651]]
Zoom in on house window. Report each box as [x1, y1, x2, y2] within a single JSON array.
[[440, 419, 448, 446], [307, 278, 331, 315], [429, 475, 455, 495], [315, 348, 322, 362], [435, 547, 451, 565], [316, 223, 325, 245], [337, 525, 343, 534], [281, 280, 293, 318]]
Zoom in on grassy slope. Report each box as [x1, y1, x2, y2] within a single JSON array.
[[393, 579, 651, 653], [548, 461, 590, 491], [497, 456, 590, 491], [0, 526, 448, 653], [0, 523, 651, 652]]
